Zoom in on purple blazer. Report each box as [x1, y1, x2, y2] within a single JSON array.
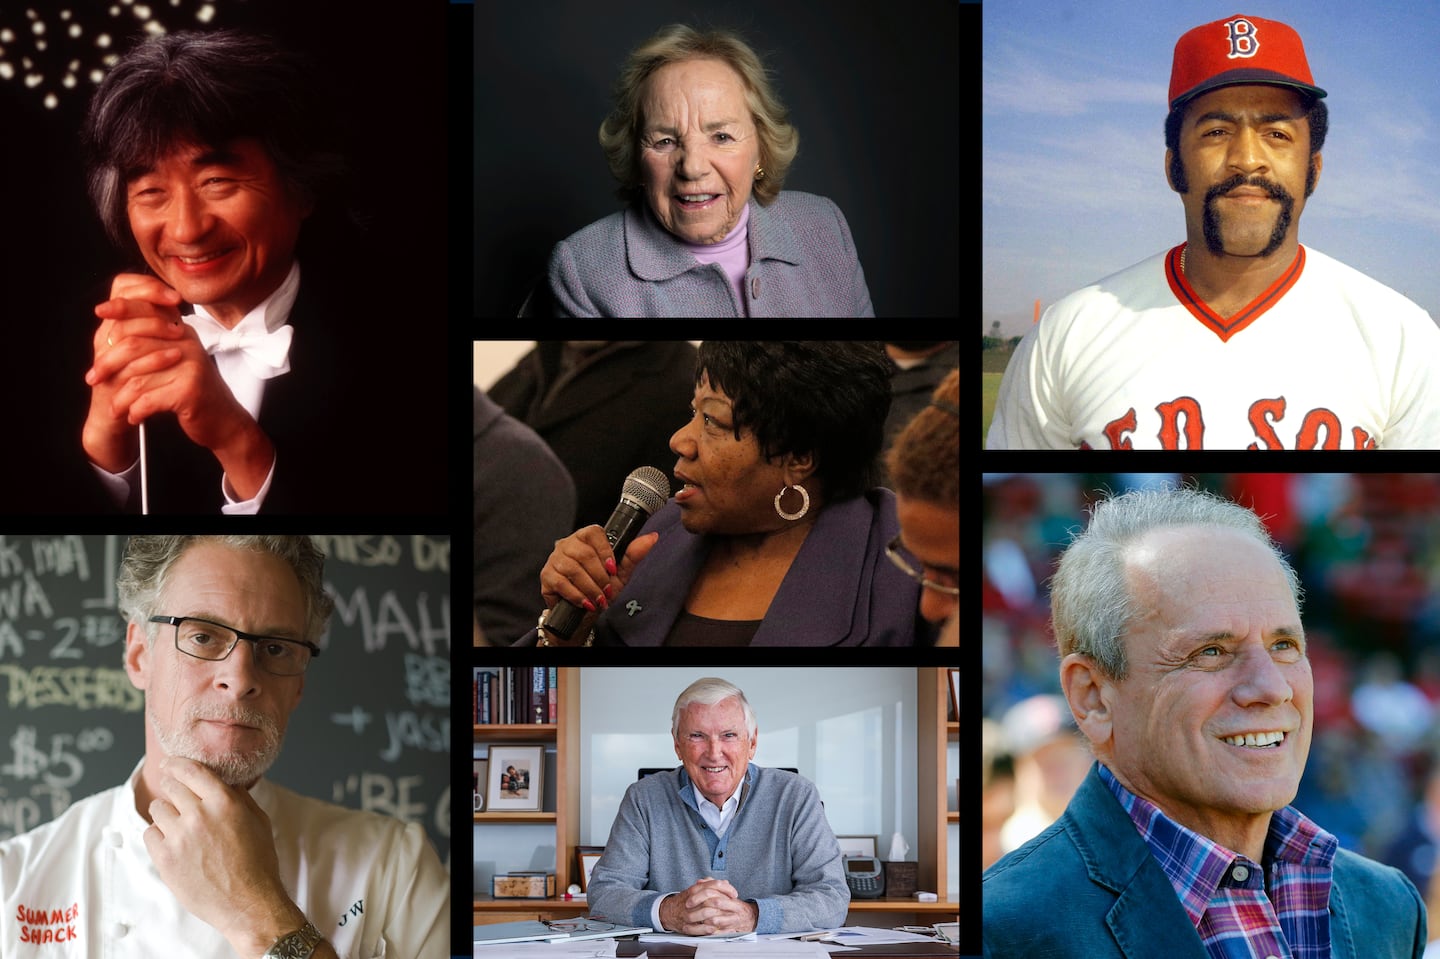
[[587, 488, 923, 647], [548, 191, 875, 318]]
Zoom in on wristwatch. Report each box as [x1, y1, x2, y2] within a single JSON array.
[[262, 921, 323, 959]]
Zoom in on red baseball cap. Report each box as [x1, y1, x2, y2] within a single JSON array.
[[1169, 14, 1326, 111]]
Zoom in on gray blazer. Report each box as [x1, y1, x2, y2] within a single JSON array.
[[548, 190, 875, 317]]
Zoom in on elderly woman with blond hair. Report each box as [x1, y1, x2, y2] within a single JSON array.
[[548, 24, 874, 317]]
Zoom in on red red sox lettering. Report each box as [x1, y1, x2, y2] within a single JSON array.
[[1081, 396, 1379, 449], [16, 903, 79, 945]]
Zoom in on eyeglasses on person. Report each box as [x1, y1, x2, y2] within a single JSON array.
[[149, 615, 320, 676], [884, 535, 960, 596]]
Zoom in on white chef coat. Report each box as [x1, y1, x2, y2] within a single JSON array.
[[0, 761, 448, 958]]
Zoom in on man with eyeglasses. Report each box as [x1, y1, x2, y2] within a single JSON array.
[[885, 368, 960, 645], [0, 536, 448, 958]]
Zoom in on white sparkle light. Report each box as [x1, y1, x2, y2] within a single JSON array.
[[69, 24, 81, 38], [143, 19, 163, 35], [0, 30, 11, 42], [60, 9, 72, 19], [96, 33, 111, 48], [43, 92, 57, 109], [0, 64, 13, 80], [24, 72, 42, 87], [62, 73, 76, 88], [31, 21, 45, 35], [197, 4, 215, 23], [134, 4, 151, 17], [89, 68, 104, 83]]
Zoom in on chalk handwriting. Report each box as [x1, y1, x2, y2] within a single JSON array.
[[332, 772, 429, 824], [0, 665, 144, 711], [0, 572, 54, 621], [2, 725, 112, 789], [381, 710, 449, 762], [327, 587, 450, 656], [313, 535, 404, 568], [30, 536, 92, 581], [411, 536, 449, 573], [0, 783, 72, 841], [403, 654, 449, 707], [331, 706, 374, 734]]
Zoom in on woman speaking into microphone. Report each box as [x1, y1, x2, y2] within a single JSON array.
[[521, 341, 928, 647]]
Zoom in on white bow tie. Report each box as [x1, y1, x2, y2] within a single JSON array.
[[189, 318, 294, 379]]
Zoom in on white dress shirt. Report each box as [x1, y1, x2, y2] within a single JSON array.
[[92, 262, 300, 514], [0, 759, 449, 958]]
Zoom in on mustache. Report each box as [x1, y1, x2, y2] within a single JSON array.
[[187, 703, 279, 735], [1204, 174, 1293, 205]]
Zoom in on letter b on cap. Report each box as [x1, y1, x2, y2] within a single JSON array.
[[1225, 18, 1259, 59]]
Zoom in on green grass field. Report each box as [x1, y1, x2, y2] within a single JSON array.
[[983, 372, 1002, 443], [981, 347, 1014, 444]]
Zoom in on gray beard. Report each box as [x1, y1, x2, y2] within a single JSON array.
[[148, 700, 284, 787]]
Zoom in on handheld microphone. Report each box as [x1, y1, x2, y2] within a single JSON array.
[[541, 466, 671, 643]]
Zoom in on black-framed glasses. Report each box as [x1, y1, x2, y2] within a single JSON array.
[[542, 920, 615, 933], [149, 615, 320, 676], [884, 535, 960, 596]]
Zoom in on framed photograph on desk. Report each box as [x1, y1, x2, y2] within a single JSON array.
[[575, 845, 604, 891], [486, 744, 544, 812]]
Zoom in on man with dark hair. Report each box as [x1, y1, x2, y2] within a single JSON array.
[[0, 536, 448, 957], [988, 14, 1440, 450], [77, 30, 440, 513]]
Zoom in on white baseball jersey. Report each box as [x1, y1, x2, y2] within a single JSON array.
[[0, 762, 449, 957], [986, 244, 1440, 449]]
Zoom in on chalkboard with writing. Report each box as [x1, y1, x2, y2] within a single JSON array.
[[0, 534, 451, 867]]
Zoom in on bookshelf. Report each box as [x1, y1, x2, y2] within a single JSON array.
[[473, 667, 958, 925]]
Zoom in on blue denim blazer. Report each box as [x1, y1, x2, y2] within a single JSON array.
[[983, 764, 1425, 959]]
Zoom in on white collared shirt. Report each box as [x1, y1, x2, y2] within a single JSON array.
[[695, 780, 745, 839], [91, 262, 300, 514], [0, 759, 449, 957]]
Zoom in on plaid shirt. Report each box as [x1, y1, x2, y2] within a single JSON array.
[[1100, 763, 1337, 959]]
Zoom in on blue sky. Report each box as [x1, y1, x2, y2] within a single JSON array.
[[983, 1, 1440, 337]]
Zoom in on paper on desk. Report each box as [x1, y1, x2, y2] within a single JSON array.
[[694, 941, 831, 958], [473, 939, 619, 957], [820, 926, 947, 945]]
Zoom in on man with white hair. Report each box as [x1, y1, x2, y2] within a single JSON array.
[[587, 677, 849, 934], [984, 486, 1423, 957], [0, 536, 448, 958]]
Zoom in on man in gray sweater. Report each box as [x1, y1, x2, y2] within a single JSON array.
[[587, 678, 850, 934]]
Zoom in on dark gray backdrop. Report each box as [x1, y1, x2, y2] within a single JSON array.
[[474, 0, 961, 317]]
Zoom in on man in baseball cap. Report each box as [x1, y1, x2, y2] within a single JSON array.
[[1168, 14, 1326, 110], [987, 14, 1440, 451]]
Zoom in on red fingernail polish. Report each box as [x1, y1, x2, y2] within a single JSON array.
[[582, 599, 596, 612], [604, 584, 617, 601], [596, 593, 608, 610], [605, 557, 618, 575]]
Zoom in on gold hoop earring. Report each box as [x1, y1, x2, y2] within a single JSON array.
[[774, 483, 809, 521]]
